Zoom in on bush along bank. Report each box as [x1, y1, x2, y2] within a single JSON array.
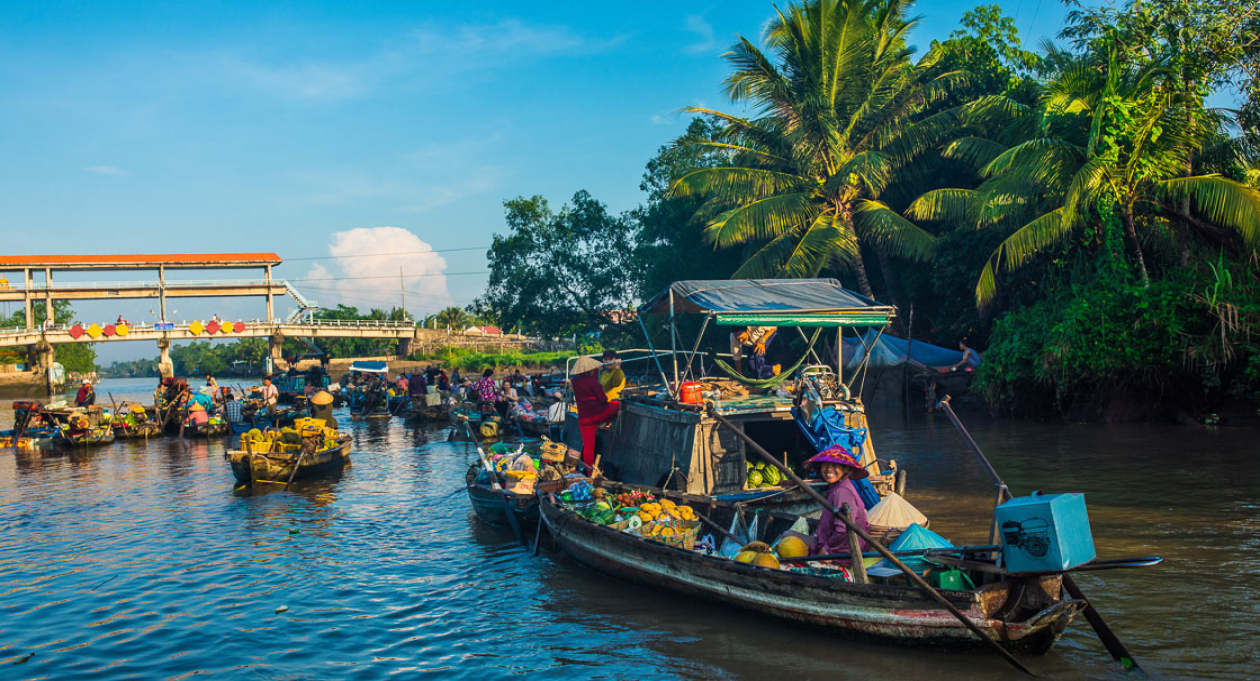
[[975, 254, 1260, 423]]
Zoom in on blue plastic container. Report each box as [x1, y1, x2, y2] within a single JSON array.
[[995, 492, 1096, 573]]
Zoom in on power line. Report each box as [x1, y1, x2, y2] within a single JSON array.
[[285, 270, 488, 283], [281, 246, 490, 262]]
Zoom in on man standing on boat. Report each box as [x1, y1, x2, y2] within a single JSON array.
[[571, 356, 617, 468], [223, 392, 244, 428], [261, 377, 279, 413], [731, 326, 777, 378]]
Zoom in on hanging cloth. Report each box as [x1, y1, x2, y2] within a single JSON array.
[[712, 328, 821, 388]]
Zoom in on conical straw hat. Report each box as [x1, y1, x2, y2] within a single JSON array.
[[571, 356, 601, 375], [866, 492, 927, 529], [310, 390, 334, 406]]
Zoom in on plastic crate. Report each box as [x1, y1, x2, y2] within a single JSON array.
[[995, 492, 1095, 573]]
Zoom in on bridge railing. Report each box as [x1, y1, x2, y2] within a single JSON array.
[[0, 318, 419, 338], [1, 279, 290, 291]]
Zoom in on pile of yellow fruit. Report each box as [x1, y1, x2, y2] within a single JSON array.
[[635, 499, 698, 539]]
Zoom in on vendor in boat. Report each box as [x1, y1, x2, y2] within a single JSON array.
[[572, 356, 618, 467], [261, 377, 279, 412], [75, 379, 96, 407], [940, 337, 982, 373], [599, 350, 625, 402], [186, 401, 210, 428], [473, 369, 498, 413], [310, 390, 337, 429], [223, 391, 245, 427], [731, 326, 778, 378], [437, 370, 450, 392], [804, 445, 870, 558]]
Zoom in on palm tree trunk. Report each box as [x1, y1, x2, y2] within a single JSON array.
[[876, 247, 903, 313], [1120, 204, 1150, 288], [852, 252, 875, 298]]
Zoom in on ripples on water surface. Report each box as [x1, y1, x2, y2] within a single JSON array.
[[1, 378, 1256, 679]]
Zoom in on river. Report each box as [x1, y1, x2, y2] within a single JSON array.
[[1, 377, 1255, 679]]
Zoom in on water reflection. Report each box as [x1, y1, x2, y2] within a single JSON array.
[[0, 378, 1255, 679]]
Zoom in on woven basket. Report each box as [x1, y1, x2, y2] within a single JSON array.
[[648, 520, 701, 550]]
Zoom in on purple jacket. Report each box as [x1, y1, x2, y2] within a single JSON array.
[[813, 479, 869, 557]]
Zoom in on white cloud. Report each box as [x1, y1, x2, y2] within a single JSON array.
[[650, 113, 673, 125], [301, 227, 451, 313], [85, 165, 130, 176], [684, 15, 718, 54]]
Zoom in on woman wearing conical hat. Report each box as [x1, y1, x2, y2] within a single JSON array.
[[571, 356, 618, 468], [310, 390, 337, 429], [803, 446, 871, 559]]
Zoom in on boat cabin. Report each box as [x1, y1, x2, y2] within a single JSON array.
[[566, 279, 899, 499]]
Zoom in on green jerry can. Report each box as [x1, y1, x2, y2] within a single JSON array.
[[995, 492, 1096, 573]]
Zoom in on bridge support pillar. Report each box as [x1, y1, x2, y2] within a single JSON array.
[[157, 338, 173, 380], [269, 334, 286, 373], [397, 336, 413, 359], [34, 341, 55, 395]]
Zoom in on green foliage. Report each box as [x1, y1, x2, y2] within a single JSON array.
[[476, 191, 636, 337], [406, 347, 576, 372], [670, 0, 956, 293], [1, 301, 97, 372]]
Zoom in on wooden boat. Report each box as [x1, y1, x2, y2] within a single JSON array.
[[183, 420, 230, 438], [113, 422, 163, 439], [464, 465, 539, 528], [226, 434, 352, 485], [0, 427, 57, 450], [56, 425, 116, 447], [540, 484, 1085, 654], [563, 280, 905, 515]]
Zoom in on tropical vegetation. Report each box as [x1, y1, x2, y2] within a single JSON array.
[[479, 0, 1260, 421]]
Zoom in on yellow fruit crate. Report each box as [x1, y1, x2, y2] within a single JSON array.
[[293, 417, 326, 431], [245, 439, 273, 453]]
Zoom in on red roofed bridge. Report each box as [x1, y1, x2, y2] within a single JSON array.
[[0, 253, 457, 391]]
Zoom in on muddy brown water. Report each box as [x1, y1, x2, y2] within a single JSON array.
[[1, 378, 1255, 679]]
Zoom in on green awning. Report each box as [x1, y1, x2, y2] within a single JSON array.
[[715, 312, 894, 327]]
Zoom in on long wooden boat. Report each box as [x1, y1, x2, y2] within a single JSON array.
[[540, 486, 1085, 654], [226, 434, 352, 485]]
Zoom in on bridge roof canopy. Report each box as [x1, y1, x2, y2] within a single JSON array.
[[0, 253, 282, 270]]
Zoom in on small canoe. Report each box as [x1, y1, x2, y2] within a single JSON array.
[[464, 464, 539, 528], [226, 435, 352, 485], [540, 487, 1085, 655]]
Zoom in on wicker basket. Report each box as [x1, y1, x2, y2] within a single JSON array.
[[868, 519, 930, 545], [649, 521, 701, 550]]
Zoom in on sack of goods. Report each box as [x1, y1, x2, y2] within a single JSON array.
[[503, 452, 538, 495], [540, 440, 567, 463], [865, 492, 928, 543]]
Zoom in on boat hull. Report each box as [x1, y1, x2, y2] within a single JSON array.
[[540, 498, 1081, 654], [227, 437, 352, 484], [467, 483, 539, 528]]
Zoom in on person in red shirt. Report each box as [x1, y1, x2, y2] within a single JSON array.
[[570, 356, 618, 468]]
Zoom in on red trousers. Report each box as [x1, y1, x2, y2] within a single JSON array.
[[578, 401, 620, 467]]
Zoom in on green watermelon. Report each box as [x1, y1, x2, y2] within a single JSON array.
[[763, 466, 782, 486], [747, 470, 765, 487]]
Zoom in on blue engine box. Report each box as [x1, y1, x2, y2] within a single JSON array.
[[995, 492, 1095, 573]]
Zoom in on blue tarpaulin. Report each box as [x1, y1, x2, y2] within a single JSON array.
[[842, 330, 972, 372], [792, 406, 881, 510], [349, 361, 389, 374]]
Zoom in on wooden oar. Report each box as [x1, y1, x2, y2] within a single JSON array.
[[706, 402, 1036, 677], [465, 421, 526, 547], [937, 396, 1142, 671], [284, 446, 309, 490]]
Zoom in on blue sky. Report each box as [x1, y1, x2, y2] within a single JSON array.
[[0, 1, 1073, 361]]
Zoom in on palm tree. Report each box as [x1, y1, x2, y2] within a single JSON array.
[[434, 306, 469, 331], [669, 0, 956, 297], [910, 45, 1260, 305]]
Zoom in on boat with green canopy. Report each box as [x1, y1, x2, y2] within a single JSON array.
[[563, 278, 904, 512]]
